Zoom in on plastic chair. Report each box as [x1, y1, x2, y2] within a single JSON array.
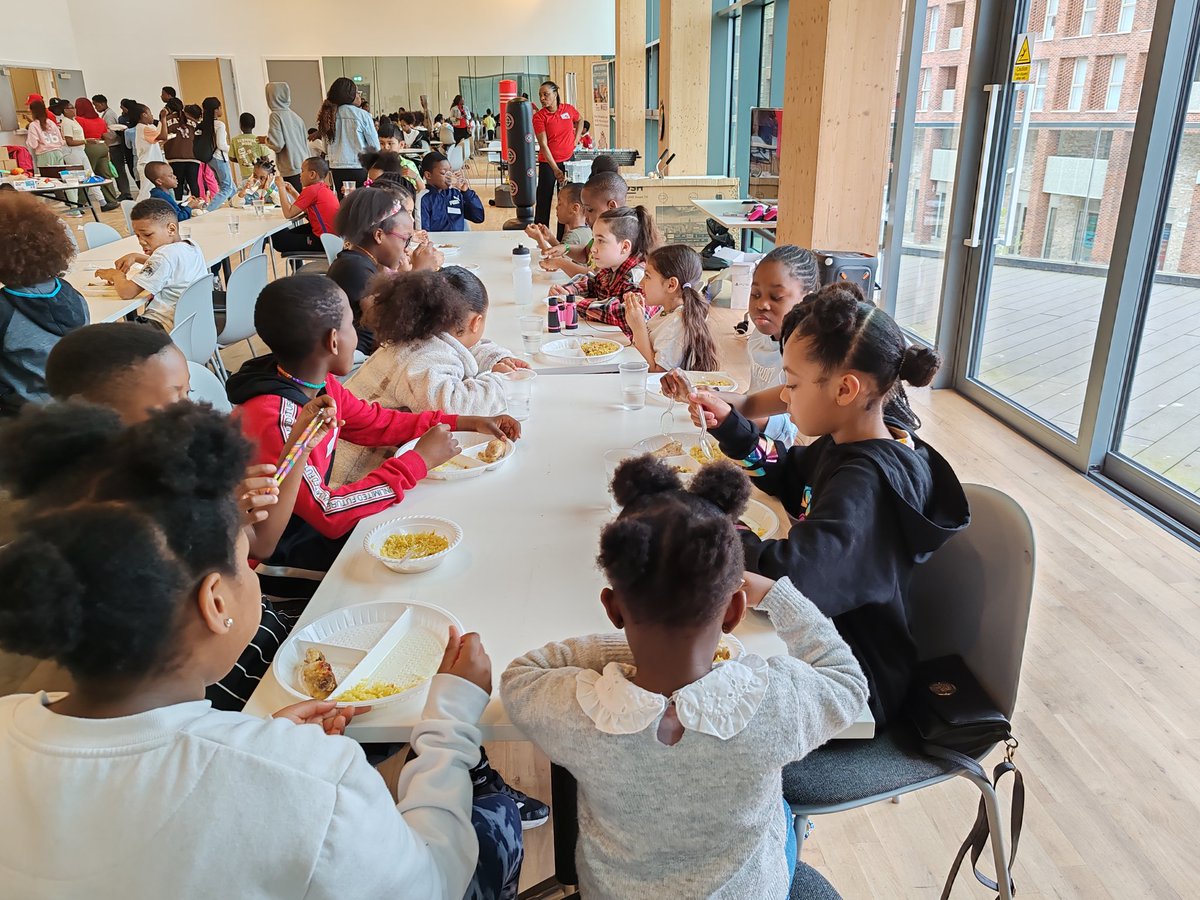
[[83, 221, 121, 250], [321, 232, 344, 265], [217, 253, 268, 364], [169, 313, 196, 354], [784, 484, 1034, 900], [171, 277, 225, 380], [120, 199, 136, 234], [187, 362, 231, 413], [515, 766, 842, 900], [446, 141, 466, 171]]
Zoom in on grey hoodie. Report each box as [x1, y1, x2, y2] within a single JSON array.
[[265, 82, 310, 177]]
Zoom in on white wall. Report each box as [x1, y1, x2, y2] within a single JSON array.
[[0, 0, 80, 69], [60, 0, 614, 126]]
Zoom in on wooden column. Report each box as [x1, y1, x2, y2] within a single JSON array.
[[776, 0, 904, 250], [615, 0, 646, 152], [659, 0, 712, 174]]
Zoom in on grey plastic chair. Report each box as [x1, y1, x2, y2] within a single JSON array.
[[120, 199, 136, 234], [217, 253, 268, 364], [187, 362, 231, 414], [83, 221, 122, 250], [171, 277, 225, 380], [785, 484, 1034, 900], [321, 232, 344, 265], [169, 313, 197, 355]]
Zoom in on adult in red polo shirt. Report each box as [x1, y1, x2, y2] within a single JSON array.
[[532, 80, 584, 231]]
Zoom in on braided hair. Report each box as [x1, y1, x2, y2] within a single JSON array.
[[599, 456, 750, 626]]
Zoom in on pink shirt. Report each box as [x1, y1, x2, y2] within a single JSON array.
[[25, 120, 64, 155]]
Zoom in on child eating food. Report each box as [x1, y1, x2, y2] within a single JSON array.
[[225, 275, 519, 601], [539, 171, 628, 278], [0, 401, 523, 899], [549, 205, 660, 339], [501, 456, 868, 898], [623, 244, 717, 373], [673, 283, 970, 726]]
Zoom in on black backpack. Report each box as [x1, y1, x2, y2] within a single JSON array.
[[193, 124, 215, 163]]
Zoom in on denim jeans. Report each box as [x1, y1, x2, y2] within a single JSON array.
[[783, 796, 798, 893], [205, 154, 235, 211]]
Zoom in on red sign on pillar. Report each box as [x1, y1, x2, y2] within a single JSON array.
[[499, 79, 517, 161]]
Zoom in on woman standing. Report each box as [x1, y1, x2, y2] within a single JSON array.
[[59, 101, 118, 212], [317, 77, 379, 197], [163, 97, 200, 200], [531, 81, 583, 233], [449, 95, 471, 145], [73, 99, 121, 208], [116, 99, 142, 193], [24, 101, 78, 216]]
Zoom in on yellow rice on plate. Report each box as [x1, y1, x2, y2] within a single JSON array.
[[336, 675, 427, 701], [689, 444, 728, 465], [581, 340, 620, 357], [381, 532, 450, 560]]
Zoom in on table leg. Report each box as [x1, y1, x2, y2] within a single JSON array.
[[86, 191, 100, 222]]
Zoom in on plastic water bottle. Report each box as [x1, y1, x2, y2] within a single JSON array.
[[512, 244, 533, 308]]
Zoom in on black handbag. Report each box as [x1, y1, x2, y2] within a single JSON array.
[[907, 655, 1025, 899]]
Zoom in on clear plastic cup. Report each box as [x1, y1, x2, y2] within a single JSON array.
[[342, 181, 356, 197], [519, 315, 543, 355], [227, 214, 240, 236], [252, 197, 265, 217], [603, 448, 637, 512], [619, 360, 650, 410], [500, 369, 537, 421]]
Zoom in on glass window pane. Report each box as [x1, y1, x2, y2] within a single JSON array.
[[759, 2, 775, 107], [1117, 56, 1200, 495], [971, 0, 1159, 437]]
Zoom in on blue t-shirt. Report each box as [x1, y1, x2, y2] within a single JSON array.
[[150, 186, 192, 221]]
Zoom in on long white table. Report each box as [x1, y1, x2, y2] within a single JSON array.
[[242, 231, 874, 741], [64, 205, 296, 323]]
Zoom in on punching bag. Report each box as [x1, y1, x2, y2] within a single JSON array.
[[503, 95, 536, 230]]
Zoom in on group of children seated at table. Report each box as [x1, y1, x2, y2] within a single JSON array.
[[0, 155, 969, 898]]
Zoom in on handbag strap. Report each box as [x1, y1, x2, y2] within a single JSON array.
[[924, 740, 1024, 900]]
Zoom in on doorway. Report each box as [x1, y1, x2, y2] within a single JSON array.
[[265, 59, 324, 128], [175, 58, 238, 127]]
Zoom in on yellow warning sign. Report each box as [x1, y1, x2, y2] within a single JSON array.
[[1012, 33, 1032, 83]]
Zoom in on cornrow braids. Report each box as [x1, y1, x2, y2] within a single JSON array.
[[761, 245, 820, 295]]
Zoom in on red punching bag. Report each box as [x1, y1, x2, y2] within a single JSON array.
[[503, 96, 536, 229]]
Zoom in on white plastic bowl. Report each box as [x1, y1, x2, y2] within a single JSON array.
[[365, 516, 463, 573]]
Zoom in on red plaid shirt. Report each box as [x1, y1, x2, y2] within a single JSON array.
[[563, 254, 662, 338]]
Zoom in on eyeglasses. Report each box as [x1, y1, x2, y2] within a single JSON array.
[[382, 230, 416, 250]]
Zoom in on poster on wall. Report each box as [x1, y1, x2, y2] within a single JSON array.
[[591, 62, 611, 149]]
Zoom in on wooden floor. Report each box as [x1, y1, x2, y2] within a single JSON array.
[[33, 170, 1200, 899], [894, 253, 1200, 495]]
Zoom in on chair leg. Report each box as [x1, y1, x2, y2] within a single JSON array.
[[792, 814, 810, 861], [958, 770, 1014, 900]]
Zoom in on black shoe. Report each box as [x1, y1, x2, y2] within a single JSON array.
[[100, 201, 120, 212], [471, 753, 550, 830]]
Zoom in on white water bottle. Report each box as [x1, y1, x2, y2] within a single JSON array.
[[512, 244, 533, 308]]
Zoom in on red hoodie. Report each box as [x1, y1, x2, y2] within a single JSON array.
[[229, 358, 457, 540]]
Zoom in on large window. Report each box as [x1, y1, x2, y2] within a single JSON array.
[[1043, 0, 1059, 39], [1119, 0, 1137, 32], [927, 6, 940, 52], [1080, 0, 1098, 36], [1069, 58, 1088, 111], [1032, 61, 1048, 112], [1105, 56, 1126, 111]]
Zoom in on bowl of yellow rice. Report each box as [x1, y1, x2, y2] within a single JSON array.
[[365, 516, 463, 573]]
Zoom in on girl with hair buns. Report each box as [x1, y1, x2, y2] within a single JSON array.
[[669, 282, 970, 726], [0, 402, 523, 899], [501, 455, 868, 899]]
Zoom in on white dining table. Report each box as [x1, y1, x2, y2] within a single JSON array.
[[64, 205, 297, 323], [242, 230, 875, 742]]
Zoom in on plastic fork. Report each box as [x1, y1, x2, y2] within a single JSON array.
[[670, 369, 716, 460]]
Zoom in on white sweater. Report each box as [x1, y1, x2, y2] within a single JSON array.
[[0, 674, 489, 900], [500, 578, 868, 900], [335, 333, 513, 485]]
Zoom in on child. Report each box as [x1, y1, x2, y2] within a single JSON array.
[[540, 171, 627, 278], [549, 205, 660, 339], [419, 151, 484, 232], [482, 108, 496, 141], [0, 192, 89, 416], [501, 456, 869, 898], [377, 119, 404, 152], [0, 401, 523, 899], [230, 112, 264, 181], [360, 149, 421, 190], [40, 322, 335, 708], [133, 103, 166, 202], [231, 158, 281, 208], [265, 81, 309, 192], [677, 283, 970, 726], [339, 267, 526, 482], [524, 182, 590, 254], [623, 244, 717, 373], [225, 274, 520, 600], [579, 120, 593, 150], [95, 198, 208, 331], [589, 154, 619, 176], [144, 161, 201, 219], [307, 127, 327, 159], [271, 156, 340, 255]]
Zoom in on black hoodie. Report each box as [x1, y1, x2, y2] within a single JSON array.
[[712, 408, 970, 726]]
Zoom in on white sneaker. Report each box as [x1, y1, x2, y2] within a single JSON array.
[[64, 210, 84, 218]]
